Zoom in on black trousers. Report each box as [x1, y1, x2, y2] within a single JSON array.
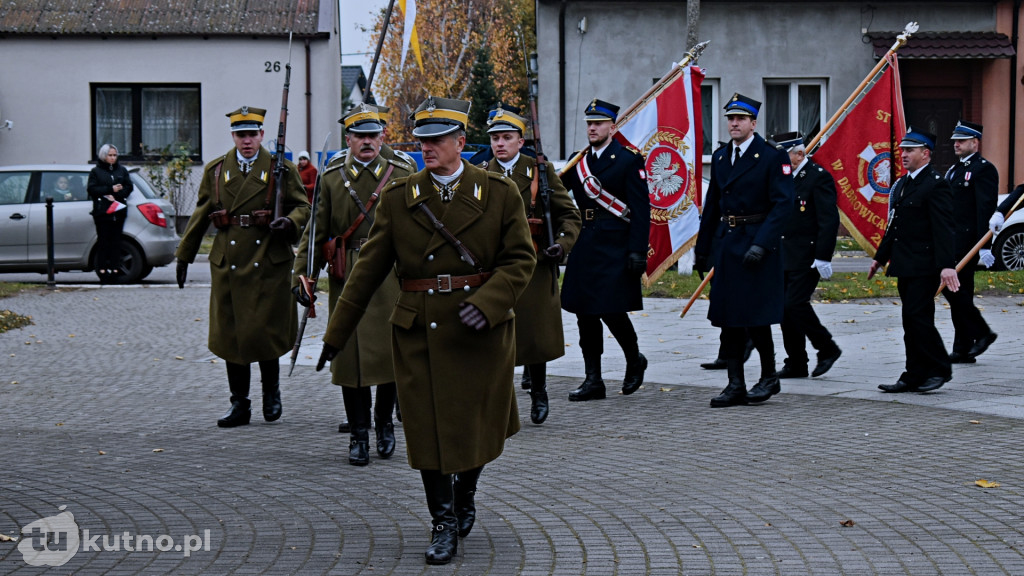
[[781, 268, 836, 366], [576, 313, 638, 359], [720, 325, 774, 377], [93, 213, 126, 272], [898, 275, 952, 384], [942, 267, 990, 354]]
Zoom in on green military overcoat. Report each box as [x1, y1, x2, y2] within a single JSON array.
[[482, 156, 580, 365], [293, 152, 413, 387], [177, 147, 310, 364], [323, 161, 536, 474]]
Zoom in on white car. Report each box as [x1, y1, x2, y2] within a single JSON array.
[[993, 193, 1024, 270], [0, 165, 178, 282]]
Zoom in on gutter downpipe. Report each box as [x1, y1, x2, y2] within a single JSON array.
[[306, 39, 312, 154], [559, 1, 567, 158], [1010, 0, 1020, 190]]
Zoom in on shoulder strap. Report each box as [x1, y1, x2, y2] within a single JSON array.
[[213, 161, 224, 208], [417, 201, 484, 272], [339, 164, 396, 241]]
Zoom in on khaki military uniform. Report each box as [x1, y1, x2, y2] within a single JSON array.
[[176, 148, 310, 364], [293, 152, 413, 387], [323, 161, 536, 474], [483, 156, 580, 365]]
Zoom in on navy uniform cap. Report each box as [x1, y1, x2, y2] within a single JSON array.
[[410, 96, 471, 138], [899, 127, 937, 150], [226, 106, 266, 132], [771, 131, 804, 151], [724, 93, 760, 118], [950, 120, 983, 140], [585, 98, 619, 122]]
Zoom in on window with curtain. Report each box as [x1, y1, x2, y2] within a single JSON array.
[[91, 84, 201, 161], [762, 80, 826, 141]]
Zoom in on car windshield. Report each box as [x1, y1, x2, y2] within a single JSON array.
[[130, 172, 161, 199]]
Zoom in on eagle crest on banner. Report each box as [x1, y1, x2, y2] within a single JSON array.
[[643, 129, 695, 222]]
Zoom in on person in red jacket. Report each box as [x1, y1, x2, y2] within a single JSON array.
[[297, 150, 318, 204]]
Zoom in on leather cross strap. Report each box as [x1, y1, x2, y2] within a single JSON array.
[[338, 163, 395, 242], [576, 154, 631, 222], [416, 201, 485, 273]]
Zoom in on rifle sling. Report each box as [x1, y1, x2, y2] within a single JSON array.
[[416, 202, 485, 273]]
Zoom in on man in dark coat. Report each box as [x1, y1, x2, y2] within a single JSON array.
[[870, 128, 959, 393], [480, 103, 580, 424], [175, 106, 310, 427], [770, 131, 842, 378], [317, 96, 535, 565], [694, 93, 794, 407], [559, 98, 651, 401], [942, 121, 998, 363]]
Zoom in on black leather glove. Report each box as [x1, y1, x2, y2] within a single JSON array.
[[176, 260, 188, 289], [627, 252, 647, 275], [292, 285, 311, 307], [693, 253, 709, 274], [541, 243, 564, 264], [316, 342, 339, 371], [269, 217, 295, 236], [742, 245, 766, 269], [458, 302, 488, 331]]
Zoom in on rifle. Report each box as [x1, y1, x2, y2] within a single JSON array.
[[289, 132, 332, 377], [273, 32, 294, 220], [524, 51, 560, 294]]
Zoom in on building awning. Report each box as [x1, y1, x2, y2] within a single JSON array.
[[869, 32, 1015, 59]]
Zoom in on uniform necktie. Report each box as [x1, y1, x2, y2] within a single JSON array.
[[733, 146, 741, 165], [503, 167, 514, 178], [433, 178, 459, 202], [240, 161, 252, 175]]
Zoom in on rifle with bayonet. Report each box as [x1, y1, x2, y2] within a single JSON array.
[[524, 52, 560, 294], [273, 32, 294, 221]]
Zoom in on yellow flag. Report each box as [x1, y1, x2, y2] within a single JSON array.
[[398, 0, 424, 71]]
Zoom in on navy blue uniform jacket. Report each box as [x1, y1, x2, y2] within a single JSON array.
[[944, 153, 998, 264], [782, 158, 839, 270], [874, 165, 956, 277]]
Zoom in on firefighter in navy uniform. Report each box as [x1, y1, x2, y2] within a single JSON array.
[[942, 121, 998, 363], [559, 98, 651, 402], [693, 94, 794, 407], [480, 103, 580, 423], [770, 131, 842, 378], [175, 106, 310, 427]]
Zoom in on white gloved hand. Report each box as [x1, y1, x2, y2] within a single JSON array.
[[812, 259, 833, 280], [979, 249, 995, 269], [989, 211, 1005, 234]]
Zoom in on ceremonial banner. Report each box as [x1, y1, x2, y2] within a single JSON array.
[[811, 54, 905, 255], [615, 65, 704, 285], [398, 0, 423, 71]]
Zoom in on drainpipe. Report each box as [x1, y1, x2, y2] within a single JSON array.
[[305, 39, 312, 154], [1010, 0, 1020, 190], [559, 1, 567, 157]]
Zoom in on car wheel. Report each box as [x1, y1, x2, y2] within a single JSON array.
[[114, 240, 146, 283], [140, 264, 155, 280], [993, 224, 1024, 271]]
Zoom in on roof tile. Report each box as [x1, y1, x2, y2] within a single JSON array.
[[869, 31, 1015, 59]]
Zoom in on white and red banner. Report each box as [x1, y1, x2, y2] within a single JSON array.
[[615, 65, 704, 285]]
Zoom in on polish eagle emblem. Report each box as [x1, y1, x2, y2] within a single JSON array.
[[647, 152, 683, 201]]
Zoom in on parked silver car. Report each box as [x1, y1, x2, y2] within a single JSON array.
[[0, 165, 179, 282], [993, 192, 1024, 270]]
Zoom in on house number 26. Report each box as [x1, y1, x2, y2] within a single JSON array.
[[265, 61, 281, 72]]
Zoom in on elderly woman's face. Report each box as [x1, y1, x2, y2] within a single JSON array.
[[106, 148, 119, 164]]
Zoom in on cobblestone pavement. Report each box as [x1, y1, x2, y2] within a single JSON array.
[[1, 285, 1023, 574]]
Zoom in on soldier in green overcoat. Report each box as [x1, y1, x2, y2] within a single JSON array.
[[317, 96, 535, 566], [292, 104, 413, 466], [479, 103, 580, 424], [176, 106, 310, 428]]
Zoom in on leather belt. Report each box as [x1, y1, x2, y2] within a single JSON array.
[[353, 237, 368, 251], [583, 208, 619, 221], [721, 213, 767, 227], [229, 213, 269, 228], [400, 272, 492, 293]]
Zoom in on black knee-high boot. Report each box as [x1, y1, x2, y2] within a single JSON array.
[[568, 354, 605, 401], [258, 359, 282, 422], [219, 362, 251, 427], [373, 383, 397, 458], [453, 465, 484, 537], [526, 363, 548, 424], [421, 470, 458, 564], [747, 327, 780, 403], [342, 387, 371, 466]]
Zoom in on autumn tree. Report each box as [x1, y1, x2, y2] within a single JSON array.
[[368, 0, 535, 145]]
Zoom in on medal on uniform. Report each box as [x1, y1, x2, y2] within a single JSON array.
[[965, 172, 972, 181], [800, 200, 806, 212]]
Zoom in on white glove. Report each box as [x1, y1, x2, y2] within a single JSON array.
[[990, 211, 1005, 234], [812, 259, 833, 280], [979, 249, 995, 269]]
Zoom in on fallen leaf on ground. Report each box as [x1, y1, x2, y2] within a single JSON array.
[[152, 448, 164, 453], [98, 451, 106, 455], [840, 519, 855, 527], [969, 420, 981, 425], [975, 479, 1000, 488], [659, 387, 673, 392], [0, 534, 16, 542]]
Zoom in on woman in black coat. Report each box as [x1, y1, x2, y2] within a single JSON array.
[[87, 144, 133, 282]]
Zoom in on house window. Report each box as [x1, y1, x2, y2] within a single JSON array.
[[92, 84, 201, 161], [700, 81, 719, 160], [762, 80, 826, 141]]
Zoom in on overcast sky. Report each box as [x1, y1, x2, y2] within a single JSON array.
[[338, 0, 390, 74]]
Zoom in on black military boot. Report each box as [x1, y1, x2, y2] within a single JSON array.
[[374, 383, 397, 459], [710, 360, 747, 408], [569, 354, 606, 401], [421, 470, 458, 565], [526, 363, 549, 424], [218, 363, 252, 427], [349, 428, 370, 466], [520, 365, 532, 390], [621, 352, 647, 395], [453, 466, 484, 537], [259, 359, 282, 422], [747, 374, 781, 403]]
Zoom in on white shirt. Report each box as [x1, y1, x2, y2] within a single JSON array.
[[592, 142, 611, 159], [432, 161, 465, 185], [497, 153, 521, 174]]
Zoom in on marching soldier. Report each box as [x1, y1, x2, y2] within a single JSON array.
[[480, 102, 581, 424], [870, 128, 959, 393], [943, 121, 998, 362], [693, 94, 794, 407], [292, 104, 414, 465], [175, 106, 310, 426], [770, 131, 842, 378], [317, 96, 535, 565], [559, 98, 651, 402]]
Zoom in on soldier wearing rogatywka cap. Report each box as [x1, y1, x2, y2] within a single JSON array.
[[769, 130, 842, 380], [292, 103, 414, 467], [481, 101, 580, 425], [870, 127, 959, 394], [559, 98, 651, 403], [175, 106, 310, 427], [316, 95, 535, 565], [941, 120, 999, 363], [693, 93, 794, 408]]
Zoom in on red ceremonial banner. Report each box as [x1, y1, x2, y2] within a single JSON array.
[[812, 55, 905, 255]]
